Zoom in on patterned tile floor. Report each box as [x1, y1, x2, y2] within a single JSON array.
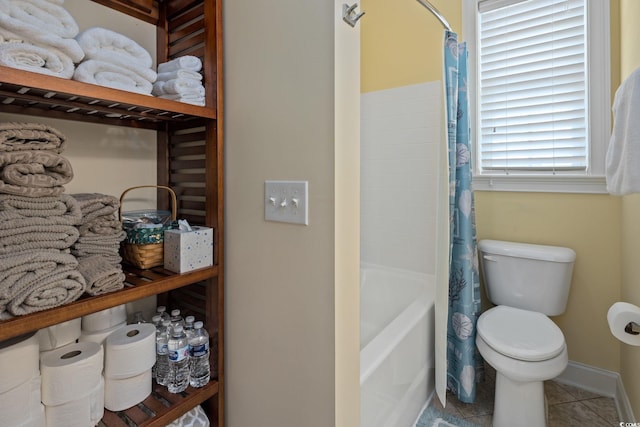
[[430, 365, 620, 426]]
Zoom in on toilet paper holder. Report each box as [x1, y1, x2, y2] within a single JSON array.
[[625, 322, 640, 335]]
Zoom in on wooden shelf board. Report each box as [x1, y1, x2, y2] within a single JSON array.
[[0, 265, 218, 342]]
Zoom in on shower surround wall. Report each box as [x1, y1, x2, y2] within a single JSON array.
[[361, 81, 441, 274]]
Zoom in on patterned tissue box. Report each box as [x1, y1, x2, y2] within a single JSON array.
[[163, 226, 213, 273]]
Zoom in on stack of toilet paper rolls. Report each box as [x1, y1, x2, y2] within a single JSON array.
[[0, 332, 44, 427], [104, 323, 156, 411], [79, 304, 128, 348], [41, 341, 104, 427]]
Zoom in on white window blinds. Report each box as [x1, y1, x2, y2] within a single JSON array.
[[478, 0, 587, 173]]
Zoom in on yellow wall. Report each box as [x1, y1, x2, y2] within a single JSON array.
[[620, 0, 640, 419], [361, 0, 624, 375]]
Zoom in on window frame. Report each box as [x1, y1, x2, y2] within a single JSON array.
[[463, 0, 611, 193]]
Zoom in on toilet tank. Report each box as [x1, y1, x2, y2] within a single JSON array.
[[478, 240, 576, 316]]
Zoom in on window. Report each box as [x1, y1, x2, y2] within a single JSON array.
[[463, 0, 611, 193]]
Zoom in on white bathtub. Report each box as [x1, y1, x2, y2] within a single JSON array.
[[360, 263, 435, 427]]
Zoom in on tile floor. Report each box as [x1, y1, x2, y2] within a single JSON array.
[[430, 364, 620, 426]]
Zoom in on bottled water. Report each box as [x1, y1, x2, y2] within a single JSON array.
[[156, 305, 170, 322], [170, 309, 184, 334], [132, 311, 147, 324], [155, 318, 171, 386], [184, 315, 195, 339], [151, 315, 162, 379], [167, 324, 190, 393], [189, 321, 210, 388]]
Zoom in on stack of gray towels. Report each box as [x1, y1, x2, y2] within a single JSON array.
[[0, 122, 84, 318], [0, 122, 127, 318], [0, 0, 84, 79], [74, 26, 157, 95], [70, 193, 126, 296]]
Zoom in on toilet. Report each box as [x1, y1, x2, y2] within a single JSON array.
[[476, 239, 576, 427]]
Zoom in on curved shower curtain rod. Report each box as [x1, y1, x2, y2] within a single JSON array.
[[416, 0, 452, 31]]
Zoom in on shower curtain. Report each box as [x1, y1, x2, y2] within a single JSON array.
[[443, 30, 482, 404]]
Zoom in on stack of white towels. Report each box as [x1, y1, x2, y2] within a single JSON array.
[[153, 56, 205, 106], [0, 0, 84, 79], [74, 27, 156, 95]]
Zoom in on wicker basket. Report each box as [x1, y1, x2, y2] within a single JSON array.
[[119, 185, 177, 269]]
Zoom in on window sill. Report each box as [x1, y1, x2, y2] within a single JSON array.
[[473, 175, 608, 194]]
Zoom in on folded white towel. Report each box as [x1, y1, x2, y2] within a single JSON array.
[[158, 94, 205, 106], [152, 78, 204, 96], [0, 27, 23, 43], [0, 0, 84, 62], [157, 55, 202, 73], [76, 27, 155, 81], [157, 69, 202, 82], [606, 67, 640, 195], [0, 41, 74, 78], [73, 59, 152, 95]]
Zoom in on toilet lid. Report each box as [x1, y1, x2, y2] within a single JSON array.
[[477, 306, 565, 362]]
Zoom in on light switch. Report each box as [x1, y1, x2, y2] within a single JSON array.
[[265, 180, 308, 225]]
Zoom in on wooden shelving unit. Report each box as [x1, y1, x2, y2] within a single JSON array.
[[0, 0, 225, 425]]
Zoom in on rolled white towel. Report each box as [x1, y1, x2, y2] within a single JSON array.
[[73, 59, 153, 95], [152, 78, 204, 97], [0, 0, 84, 62], [157, 69, 202, 82], [0, 42, 74, 78], [0, 0, 79, 38], [76, 27, 155, 81], [157, 55, 202, 73]]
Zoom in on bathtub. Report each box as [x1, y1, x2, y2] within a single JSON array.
[[360, 263, 435, 427]]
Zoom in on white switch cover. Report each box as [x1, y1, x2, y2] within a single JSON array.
[[265, 180, 308, 225]]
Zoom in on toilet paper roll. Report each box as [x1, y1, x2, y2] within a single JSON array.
[[40, 341, 103, 406], [79, 321, 126, 347], [45, 376, 104, 427], [82, 304, 127, 332], [0, 332, 39, 394], [104, 323, 155, 379], [608, 302, 640, 346], [104, 369, 152, 411], [19, 403, 45, 427], [37, 318, 81, 351], [0, 375, 42, 427]]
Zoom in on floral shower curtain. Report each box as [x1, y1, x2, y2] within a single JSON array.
[[443, 30, 483, 404]]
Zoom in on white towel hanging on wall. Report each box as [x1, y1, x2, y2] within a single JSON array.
[[606, 67, 640, 195]]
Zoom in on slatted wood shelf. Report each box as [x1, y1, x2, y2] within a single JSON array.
[[0, 265, 218, 342], [0, 66, 215, 129], [99, 381, 218, 427]]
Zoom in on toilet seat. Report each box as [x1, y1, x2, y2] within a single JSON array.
[[477, 306, 565, 362]]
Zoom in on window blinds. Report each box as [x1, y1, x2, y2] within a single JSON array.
[[478, 0, 587, 172]]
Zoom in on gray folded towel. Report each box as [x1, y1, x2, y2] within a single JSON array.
[[71, 193, 119, 224], [0, 122, 67, 153], [0, 223, 79, 255], [77, 255, 125, 296], [0, 150, 73, 197], [0, 250, 86, 316], [0, 194, 81, 224], [78, 217, 122, 237]]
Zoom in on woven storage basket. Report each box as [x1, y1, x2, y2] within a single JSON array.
[[119, 185, 177, 269]]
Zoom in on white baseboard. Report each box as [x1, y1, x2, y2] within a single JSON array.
[[555, 360, 635, 422]]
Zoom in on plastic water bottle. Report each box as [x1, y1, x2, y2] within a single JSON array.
[[156, 305, 170, 322], [170, 309, 184, 334], [189, 321, 210, 388], [155, 319, 171, 386], [167, 324, 190, 393], [151, 315, 162, 379], [184, 315, 195, 339]]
